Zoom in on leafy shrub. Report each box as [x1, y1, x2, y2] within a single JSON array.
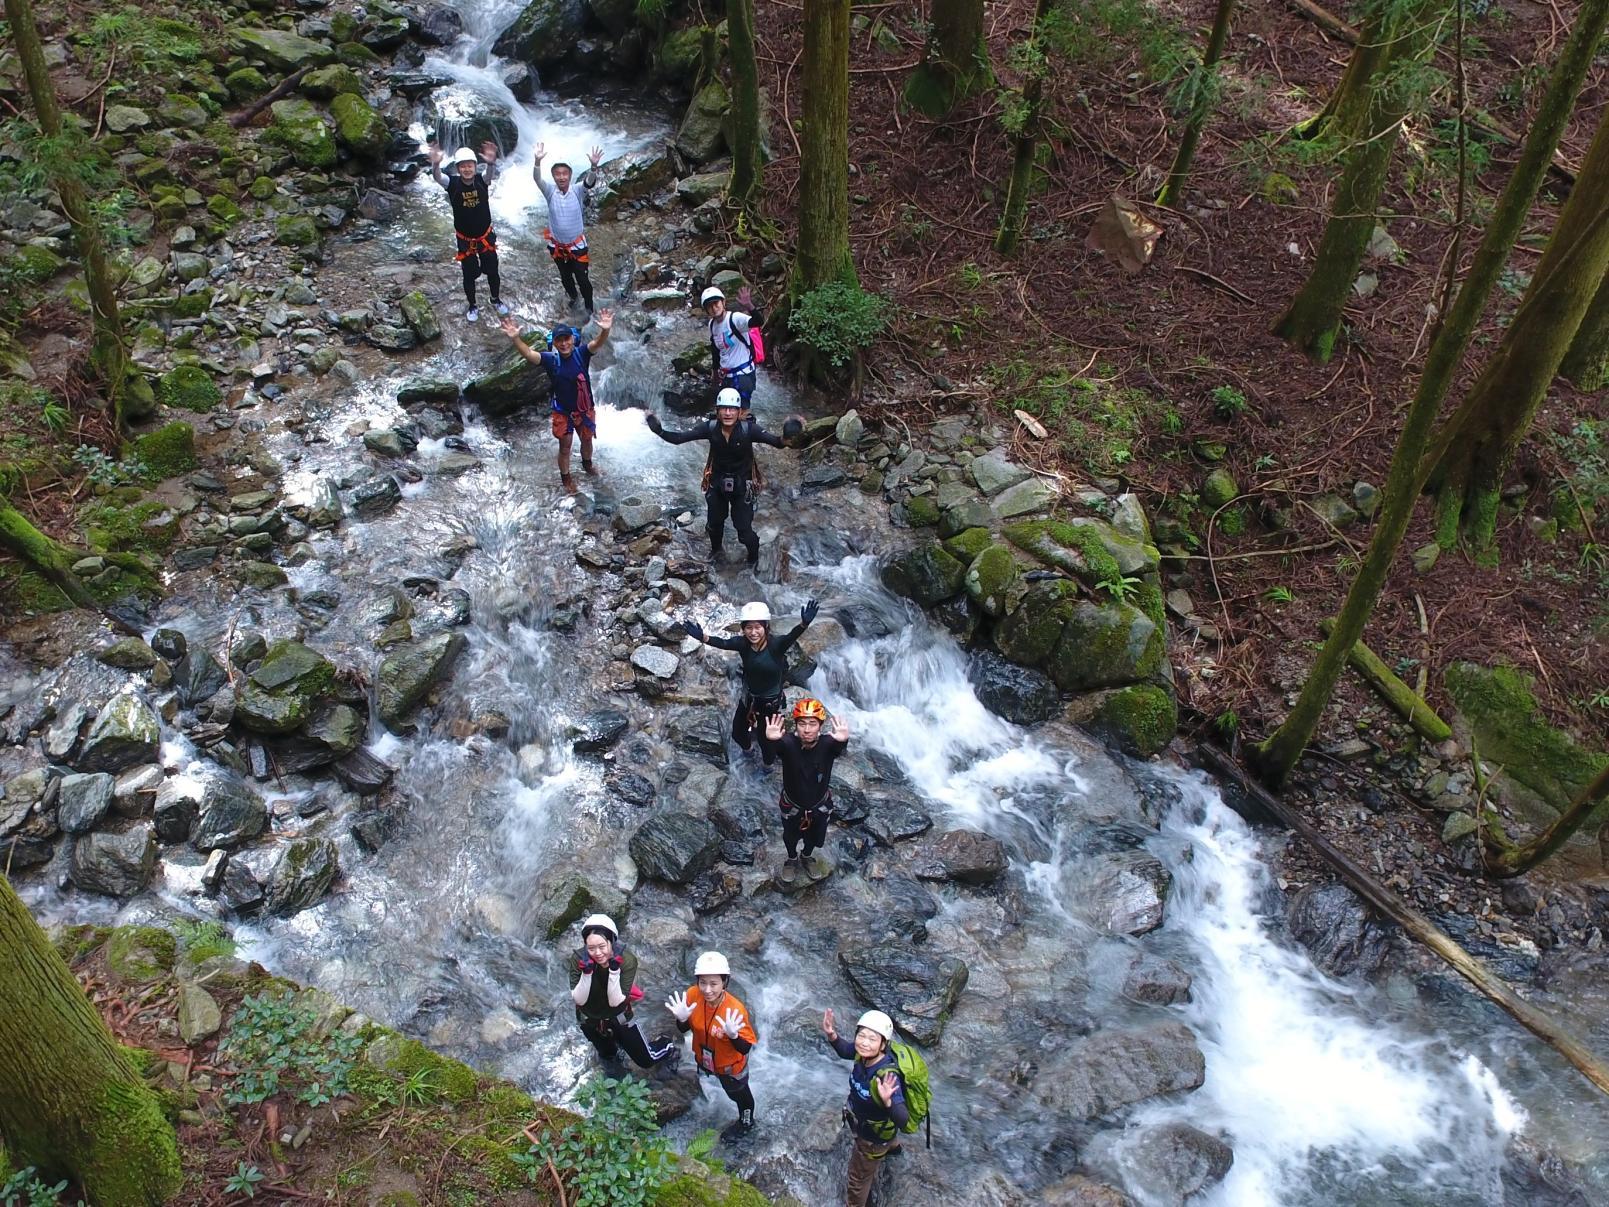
[[218, 991, 364, 1107], [1, 1167, 83, 1207], [788, 281, 891, 368], [515, 1077, 670, 1207]]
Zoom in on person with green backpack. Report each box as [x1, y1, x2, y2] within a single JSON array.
[[821, 1007, 932, 1206]]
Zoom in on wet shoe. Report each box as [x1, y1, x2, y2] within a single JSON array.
[[654, 1041, 681, 1073], [777, 856, 801, 885], [466, 306, 479, 323], [720, 1112, 755, 1143], [560, 473, 578, 494], [806, 854, 832, 881], [581, 459, 597, 475], [493, 299, 510, 317], [745, 545, 760, 567]]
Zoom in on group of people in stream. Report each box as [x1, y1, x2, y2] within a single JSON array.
[[429, 141, 799, 534]]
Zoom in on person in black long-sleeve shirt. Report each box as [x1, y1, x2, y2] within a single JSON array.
[[644, 391, 790, 564], [761, 700, 848, 881], [683, 599, 818, 762]]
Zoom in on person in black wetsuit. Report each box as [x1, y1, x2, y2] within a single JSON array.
[[644, 390, 794, 565], [427, 142, 506, 323], [682, 598, 818, 761], [761, 698, 848, 882]]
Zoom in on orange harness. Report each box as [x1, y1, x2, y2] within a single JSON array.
[[544, 229, 589, 265], [454, 229, 497, 262]]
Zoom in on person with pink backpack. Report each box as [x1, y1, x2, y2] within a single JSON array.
[[701, 285, 766, 410]]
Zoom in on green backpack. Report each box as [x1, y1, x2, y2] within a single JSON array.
[[889, 1042, 933, 1147]]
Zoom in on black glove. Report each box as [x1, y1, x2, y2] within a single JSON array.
[[577, 954, 596, 973], [608, 955, 623, 972], [684, 620, 705, 642], [801, 598, 819, 626], [646, 413, 663, 433]]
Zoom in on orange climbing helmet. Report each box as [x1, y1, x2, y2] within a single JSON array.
[[792, 698, 828, 721]]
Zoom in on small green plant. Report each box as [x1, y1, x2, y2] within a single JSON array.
[[174, 918, 235, 963], [1263, 585, 1293, 603], [1210, 384, 1249, 419], [41, 397, 69, 434], [1097, 571, 1142, 603], [1254, 453, 1277, 471], [218, 990, 364, 1107], [788, 281, 892, 369], [1587, 690, 1609, 712], [1160, 408, 1184, 435], [224, 1164, 265, 1199], [401, 1066, 438, 1106], [957, 261, 984, 289], [517, 1077, 671, 1207], [1, 1168, 82, 1207], [1212, 710, 1239, 739], [72, 444, 145, 487]]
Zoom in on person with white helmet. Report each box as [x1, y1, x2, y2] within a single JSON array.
[[701, 284, 764, 410], [532, 141, 604, 314], [682, 597, 819, 760], [822, 1007, 909, 1206], [644, 391, 799, 565], [762, 697, 850, 883], [426, 140, 507, 322], [665, 951, 758, 1142], [568, 914, 680, 1071]]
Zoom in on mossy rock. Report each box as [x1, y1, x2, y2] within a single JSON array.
[[276, 214, 320, 248], [1046, 600, 1164, 691], [331, 92, 388, 160], [964, 544, 1018, 618], [1004, 518, 1123, 590], [943, 526, 993, 562], [1201, 467, 1239, 510], [301, 63, 364, 100], [105, 925, 178, 981], [904, 494, 940, 527], [156, 364, 221, 412], [171, 287, 214, 319], [249, 175, 277, 201], [655, 23, 716, 85], [654, 1163, 772, 1207], [368, 1035, 480, 1103], [81, 498, 179, 553], [995, 578, 1082, 666], [206, 194, 243, 226], [1089, 684, 1177, 757], [224, 66, 270, 100], [880, 543, 966, 605], [336, 41, 382, 66], [267, 98, 338, 169]]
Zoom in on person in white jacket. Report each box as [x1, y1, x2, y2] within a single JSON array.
[[567, 914, 680, 1070], [534, 142, 603, 314]]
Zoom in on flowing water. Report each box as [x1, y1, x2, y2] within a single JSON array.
[[14, 6, 1609, 1204]]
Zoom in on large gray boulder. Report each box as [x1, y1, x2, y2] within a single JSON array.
[[1082, 851, 1172, 936], [376, 632, 467, 729], [1035, 1022, 1205, 1119], [232, 27, 337, 71], [1119, 1123, 1233, 1206], [464, 337, 555, 417], [78, 694, 161, 772], [628, 813, 722, 884], [838, 943, 968, 1046], [527, 870, 630, 941], [492, 0, 587, 68], [235, 640, 337, 735], [264, 703, 365, 772], [191, 776, 268, 851], [1285, 882, 1391, 979], [913, 829, 1008, 885], [70, 825, 158, 897], [881, 544, 966, 606], [967, 651, 1059, 725], [264, 837, 340, 916], [675, 79, 730, 163], [995, 579, 1164, 692], [57, 772, 116, 833]]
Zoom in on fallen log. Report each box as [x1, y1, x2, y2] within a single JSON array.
[[1319, 617, 1452, 741], [1191, 741, 1609, 1100], [228, 66, 311, 129]]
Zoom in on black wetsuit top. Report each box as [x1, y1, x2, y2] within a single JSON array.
[[708, 621, 808, 701], [444, 174, 493, 238], [760, 732, 846, 810], [652, 417, 786, 480]]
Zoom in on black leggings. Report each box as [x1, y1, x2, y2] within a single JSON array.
[[732, 693, 784, 757], [579, 1013, 675, 1069], [706, 485, 758, 557], [557, 257, 594, 309], [783, 807, 830, 859], [709, 1071, 754, 1114], [460, 250, 500, 306]]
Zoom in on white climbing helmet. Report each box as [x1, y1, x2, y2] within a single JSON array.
[[738, 602, 771, 624], [451, 146, 477, 165], [694, 951, 731, 977], [856, 1010, 895, 1044], [716, 387, 743, 410], [700, 286, 726, 307], [580, 913, 617, 940]]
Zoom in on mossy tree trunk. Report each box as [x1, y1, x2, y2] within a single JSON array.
[[1558, 270, 1609, 388], [1157, 0, 1237, 209], [0, 497, 100, 612], [1300, 5, 1392, 142], [1251, 0, 1608, 788], [1427, 102, 1609, 552], [788, 0, 858, 298], [726, 0, 763, 206], [1483, 764, 1609, 877], [0, 876, 183, 1203], [994, 0, 1054, 256], [1273, 2, 1437, 361], [5, 0, 130, 429], [904, 0, 989, 117]]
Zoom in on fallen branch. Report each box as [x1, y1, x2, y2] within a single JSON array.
[[1318, 617, 1452, 741], [1178, 264, 1255, 305], [1192, 741, 1609, 1101], [1482, 763, 1609, 878], [228, 66, 311, 128]]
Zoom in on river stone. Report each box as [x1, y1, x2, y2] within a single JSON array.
[[2, 770, 53, 837], [112, 765, 162, 817], [376, 633, 466, 729], [417, 4, 464, 43], [216, 859, 264, 914], [1042, 1174, 1136, 1206], [967, 650, 1059, 724], [1037, 1021, 1205, 1119], [349, 808, 398, 854], [334, 748, 394, 795], [963, 545, 1019, 619], [1045, 601, 1162, 691], [606, 769, 656, 806], [969, 451, 1031, 496], [331, 92, 389, 161], [45, 702, 90, 760], [1121, 952, 1193, 1005], [233, 27, 336, 70], [881, 544, 966, 605], [363, 428, 415, 458], [614, 498, 663, 532], [914, 829, 1007, 885], [628, 813, 722, 884], [70, 824, 158, 897], [151, 628, 187, 661], [399, 290, 441, 342], [235, 641, 336, 735], [79, 693, 161, 772], [349, 475, 402, 517], [863, 797, 933, 845], [675, 78, 730, 163], [269, 98, 338, 170], [57, 772, 116, 833], [631, 644, 679, 679], [838, 943, 968, 1046], [492, 0, 587, 67], [464, 337, 554, 417], [174, 648, 229, 707], [1083, 851, 1172, 935], [265, 836, 340, 916], [97, 638, 158, 671], [990, 476, 1057, 519], [1121, 1123, 1233, 1205], [668, 708, 726, 761], [105, 104, 151, 132], [529, 871, 629, 941], [191, 776, 267, 851], [397, 377, 460, 405], [154, 777, 201, 843], [1285, 882, 1390, 979], [572, 709, 629, 752], [178, 982, 223, 1045], [264, 703, 364, 772], [835, 409, 864, 446]]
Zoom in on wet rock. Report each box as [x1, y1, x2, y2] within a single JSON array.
[[1084, 851, 1172, 936], [675, 78, 730, 162], [969, 451, 1031, 496], [1041, 1174, 1135, 1206], [264, 704, 364, 772], [872, 875, 940, 943], [308, 478, 344, 527], [1285, 883, 1391, 979], [690, 868, 742, 914], [349, 808, 399, 854], [914, 829, 1008, 885], [191, 776, 268, 851], [44, 703, 90, 760], [614, 497, 663, 532], [363, 428, 417, 458], [417, 4, 464, 43], [606, 769, 656, 806], [629, 813, 722, 884], [528, 871, 629, 940], [154, 778, 201, 843], [968, 651, 1059, 725], [863, 797, 933, 845], [399, 290, 441, 342], [1120, 952, 1193, 1005], [349, 475, 402, 517], [97, 638, 158, 671], [174, 648, 229, 707], [464, 339, 553, 417], [1121, 1123, 1233, 1205], [493, 0, 587, 67], [57, 772, 116, 833], [376, 632, 466, 729], [357, 188, 405, 222], [232, 27, 336, 71], [646, 1067, 703, 1124], [398, 377, 460, 406], [70, 824, 158, 897], [1035, 1021, 1205, 1119], [78, 693, 161, 772], [215, 859, 263, 915], [835, 409, 865, 446], [264, 836, 340, 916], [178, 982, 223, 1045], [1, 770, 52, 838], [668, 708, 726, 761], [1090, 684, 1178, 758], [365, 323, 418, 352], [112, 765, 162, 817], [838, 943, 968, 1045], [500, 61, 536, 101], [881, 544, 966, 605], [333, 748, 394, 795], [572, 709, 629, 752], [235, 641, 336, 735]]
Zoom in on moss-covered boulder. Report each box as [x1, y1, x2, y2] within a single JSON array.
[[1004, 517, 1156, 589], [491, 0, 588, 68], [232, 27, 337, 71], [881, 544, 967, 606], [206, 193, 243, 226], [1090, 684, 1177, 757], [904, 494, 940, 527], [943, 526, 994, 563], [130, 421, 197, 480], [655, 23, 714, 85], [301, 63, 364, 100], [331, 92, 388, 160], [377, 632, 467, 730], [81, 497, 179, 552], [276, 213, 320, 248], [964, 544, 1018, 618], [463, 335, 554, 417], [1046, 600, 1163, 691], [156, 364, 221, 412], [234, 640, 338, 735], [675, 78, 730, 163], [224, 66, 269, 101], [1202, 467, 1239, 509], [268, 98, 338, 169]]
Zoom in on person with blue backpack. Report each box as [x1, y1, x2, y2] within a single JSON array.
[[499, 310, 613, 491], [700, 285, 764, 410], [822, 1007, 932, 1206]]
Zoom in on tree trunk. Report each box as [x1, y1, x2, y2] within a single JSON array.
[[1483, 764, 1609, 877], [1558, 270, 1609, 388], [1428, 102, 1609, 551], [903, 0, 988, 117], [1273, 2, 1435, 361], [788, 0, 857, 297], [1251, 0, 1609, 788], [0, 877, 182, 1202], [5, 0, 130, 428], [1157, 0, 1237, 209], [993, 0, 1054, 256], [0, 497, 101, 612], [1301, 6, 1391, 143], [726, 0, 764, 206]]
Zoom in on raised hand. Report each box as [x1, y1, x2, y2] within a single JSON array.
[[479, 140, 499, 161], [718, 1008, 745, 1039], [588, 144, 604, 167], [737, 286, 753, 310], [683, 619, 705, 643], [830, 714, 849, 743], [427, 145, 443, 166], [666, 990, 694, 1022], [822, 1008, 837, 1040], [875, 1069, 898, 1106], [764, 713, 785, 742], [801, 598, 818, 626], [498, 316, 521, 339], [595, 308, 614, 331], [534, 141, 546, 162]]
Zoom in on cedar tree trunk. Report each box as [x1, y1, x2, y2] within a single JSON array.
[[994, 0, 1054, 256], [1157, 0, 1237, 209], [789, 0, 858, 296], [726, 0, 764, 205], [904, 0, 989, 117]]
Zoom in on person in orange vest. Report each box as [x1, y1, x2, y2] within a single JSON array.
[[666, 951, 758, 1143]]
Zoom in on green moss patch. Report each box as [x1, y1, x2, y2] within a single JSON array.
[[129, 421, 197, 479], [1004, 518, 1123, 589], [156, 364, 221, 412], [105, 925, 178, 981], [80, 497, 178, 553], [1091, 684, 1177, 757]]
